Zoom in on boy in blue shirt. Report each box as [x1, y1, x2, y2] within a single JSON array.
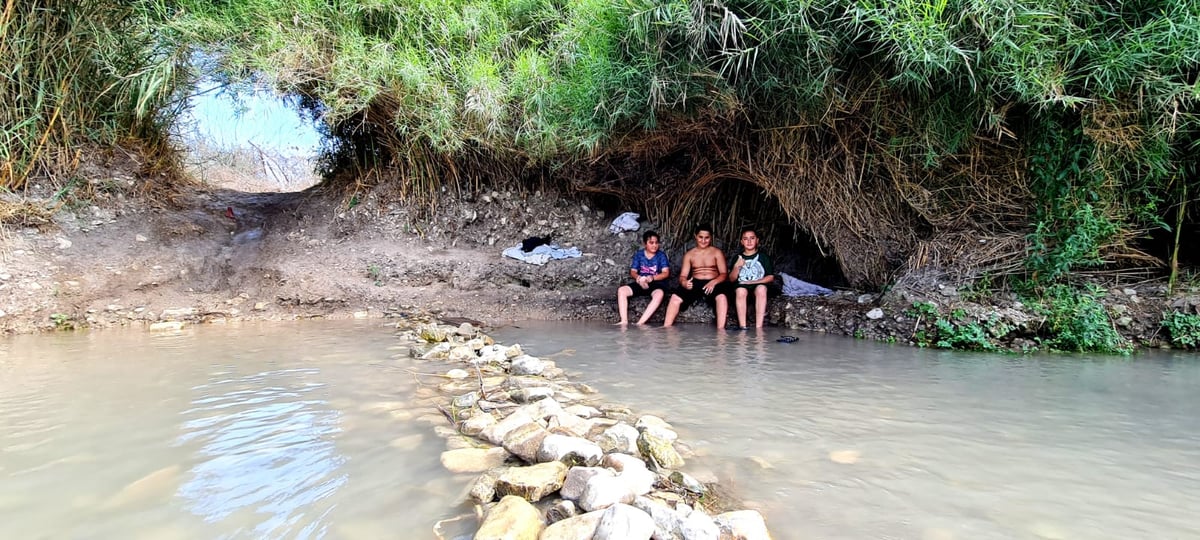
[[616, 230, 671, 325]]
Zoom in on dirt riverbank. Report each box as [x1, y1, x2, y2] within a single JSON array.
[[1, 167, 1195, 352]]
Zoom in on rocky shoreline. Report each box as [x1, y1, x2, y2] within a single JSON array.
[[399, 316, 772, 540]]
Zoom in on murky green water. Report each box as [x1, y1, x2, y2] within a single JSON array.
[[3, 320, 1197, 539]]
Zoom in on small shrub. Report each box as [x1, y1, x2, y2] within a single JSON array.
[[934, 318, 997, 351], [958, 273, 996, 303], [1161, 311, 1200, 349], [906, 301, 939, 318], [49, 313, 77, 331], [1035, 284, 1129, 354]]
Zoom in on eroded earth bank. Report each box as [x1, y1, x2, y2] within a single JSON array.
[[1, 175, 1195, 351]]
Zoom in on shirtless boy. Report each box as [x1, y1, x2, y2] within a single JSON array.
[[663, 224, 729, 329]]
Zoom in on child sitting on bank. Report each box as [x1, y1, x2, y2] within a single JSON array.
[[729, 226, 775, 328], [615, 230, 671, 325]]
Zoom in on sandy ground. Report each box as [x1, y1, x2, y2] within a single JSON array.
[[2, 170, 1193, 352], [0, 179, 703, 334]]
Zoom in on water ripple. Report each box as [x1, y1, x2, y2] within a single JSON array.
[[177, 368, 346, 537]]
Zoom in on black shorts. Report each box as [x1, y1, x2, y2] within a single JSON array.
[[730, 282, 779, 297], [672, 278, 729, 310], [624, 279, 667, 297]]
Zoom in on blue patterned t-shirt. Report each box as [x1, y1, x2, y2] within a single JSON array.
[[630, 249, 670, 277]]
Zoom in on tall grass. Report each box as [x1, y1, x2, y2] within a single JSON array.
[[0, 1, 186, 191], [6, 0, 1196, 287]]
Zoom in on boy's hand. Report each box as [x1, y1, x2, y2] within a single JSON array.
[[683, 277, 693, 290]]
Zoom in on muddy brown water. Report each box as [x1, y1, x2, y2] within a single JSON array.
[[495, 322, 1200, 540], [0, 321, 473, 539], [2, 320, 1198, 539]]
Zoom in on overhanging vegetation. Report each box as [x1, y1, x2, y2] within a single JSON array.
[[4, 0, 1198, 291]]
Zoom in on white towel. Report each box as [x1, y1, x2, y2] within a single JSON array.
[[608, 212, 640, 234]]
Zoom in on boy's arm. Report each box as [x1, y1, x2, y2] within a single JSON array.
[[753, 253, 775, 284], [678, 252, 693, 286], [712, 251, 729, 283], [701, 252, 728, 294], [729, 254, 744, 282]]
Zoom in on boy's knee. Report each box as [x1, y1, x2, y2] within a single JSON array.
[[735, 287, 748, 299], [651, 289, 664, 299]]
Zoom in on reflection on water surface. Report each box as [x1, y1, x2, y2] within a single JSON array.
[[496, 321, 1200, 540], [2, 319, 1197, 539], [0, 321, 465, 539]]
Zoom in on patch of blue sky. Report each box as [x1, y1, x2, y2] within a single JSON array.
[[182, 81, 322, 159]]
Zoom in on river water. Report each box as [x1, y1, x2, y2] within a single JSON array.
[[1, 320, 1197, 539], [0, 321, 473, 539], [494, 322, 1200, 540]]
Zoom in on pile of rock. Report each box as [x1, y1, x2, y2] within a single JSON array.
[[404, 321, 773, 540]]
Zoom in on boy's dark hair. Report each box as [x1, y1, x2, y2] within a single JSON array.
[[642, 230, 660, 243], [739, 226, 758, 237], [694, 223, 713, 235]]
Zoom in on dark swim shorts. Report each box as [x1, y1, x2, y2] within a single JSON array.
[[624, 279, 667, 297], [672, 278, 729, 310]]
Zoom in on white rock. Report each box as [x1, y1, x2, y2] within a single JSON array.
[[866, 308, 884, 320], [541, 510, 603, 540], [446, 368, 470, 379], [159, 307, 196, 319], [548, 412, 592, 437], [634, 496, 720, 540], [481, 409, 536, 446], [597, 423, 641, 455], [460, 412, 496, 436], [511, 355, 546, 376], [634, 415, 673, 431], [537, 434, 603, 466], [565, 405, 602, 418], [448, 345, 475, 362], [148, 321, 184, 332], [593, 503, 655, 540], [561, 467, 611, 501], [474, 495, 545, 540], [579, 472, 638, 512], [440, 447, 509, 473], [714, 510, 772, 540]]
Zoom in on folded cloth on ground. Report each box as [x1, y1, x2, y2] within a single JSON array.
[[502, 244, 583, 265], [608, 212, 640, 234], [780, 272, 833, 297]]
